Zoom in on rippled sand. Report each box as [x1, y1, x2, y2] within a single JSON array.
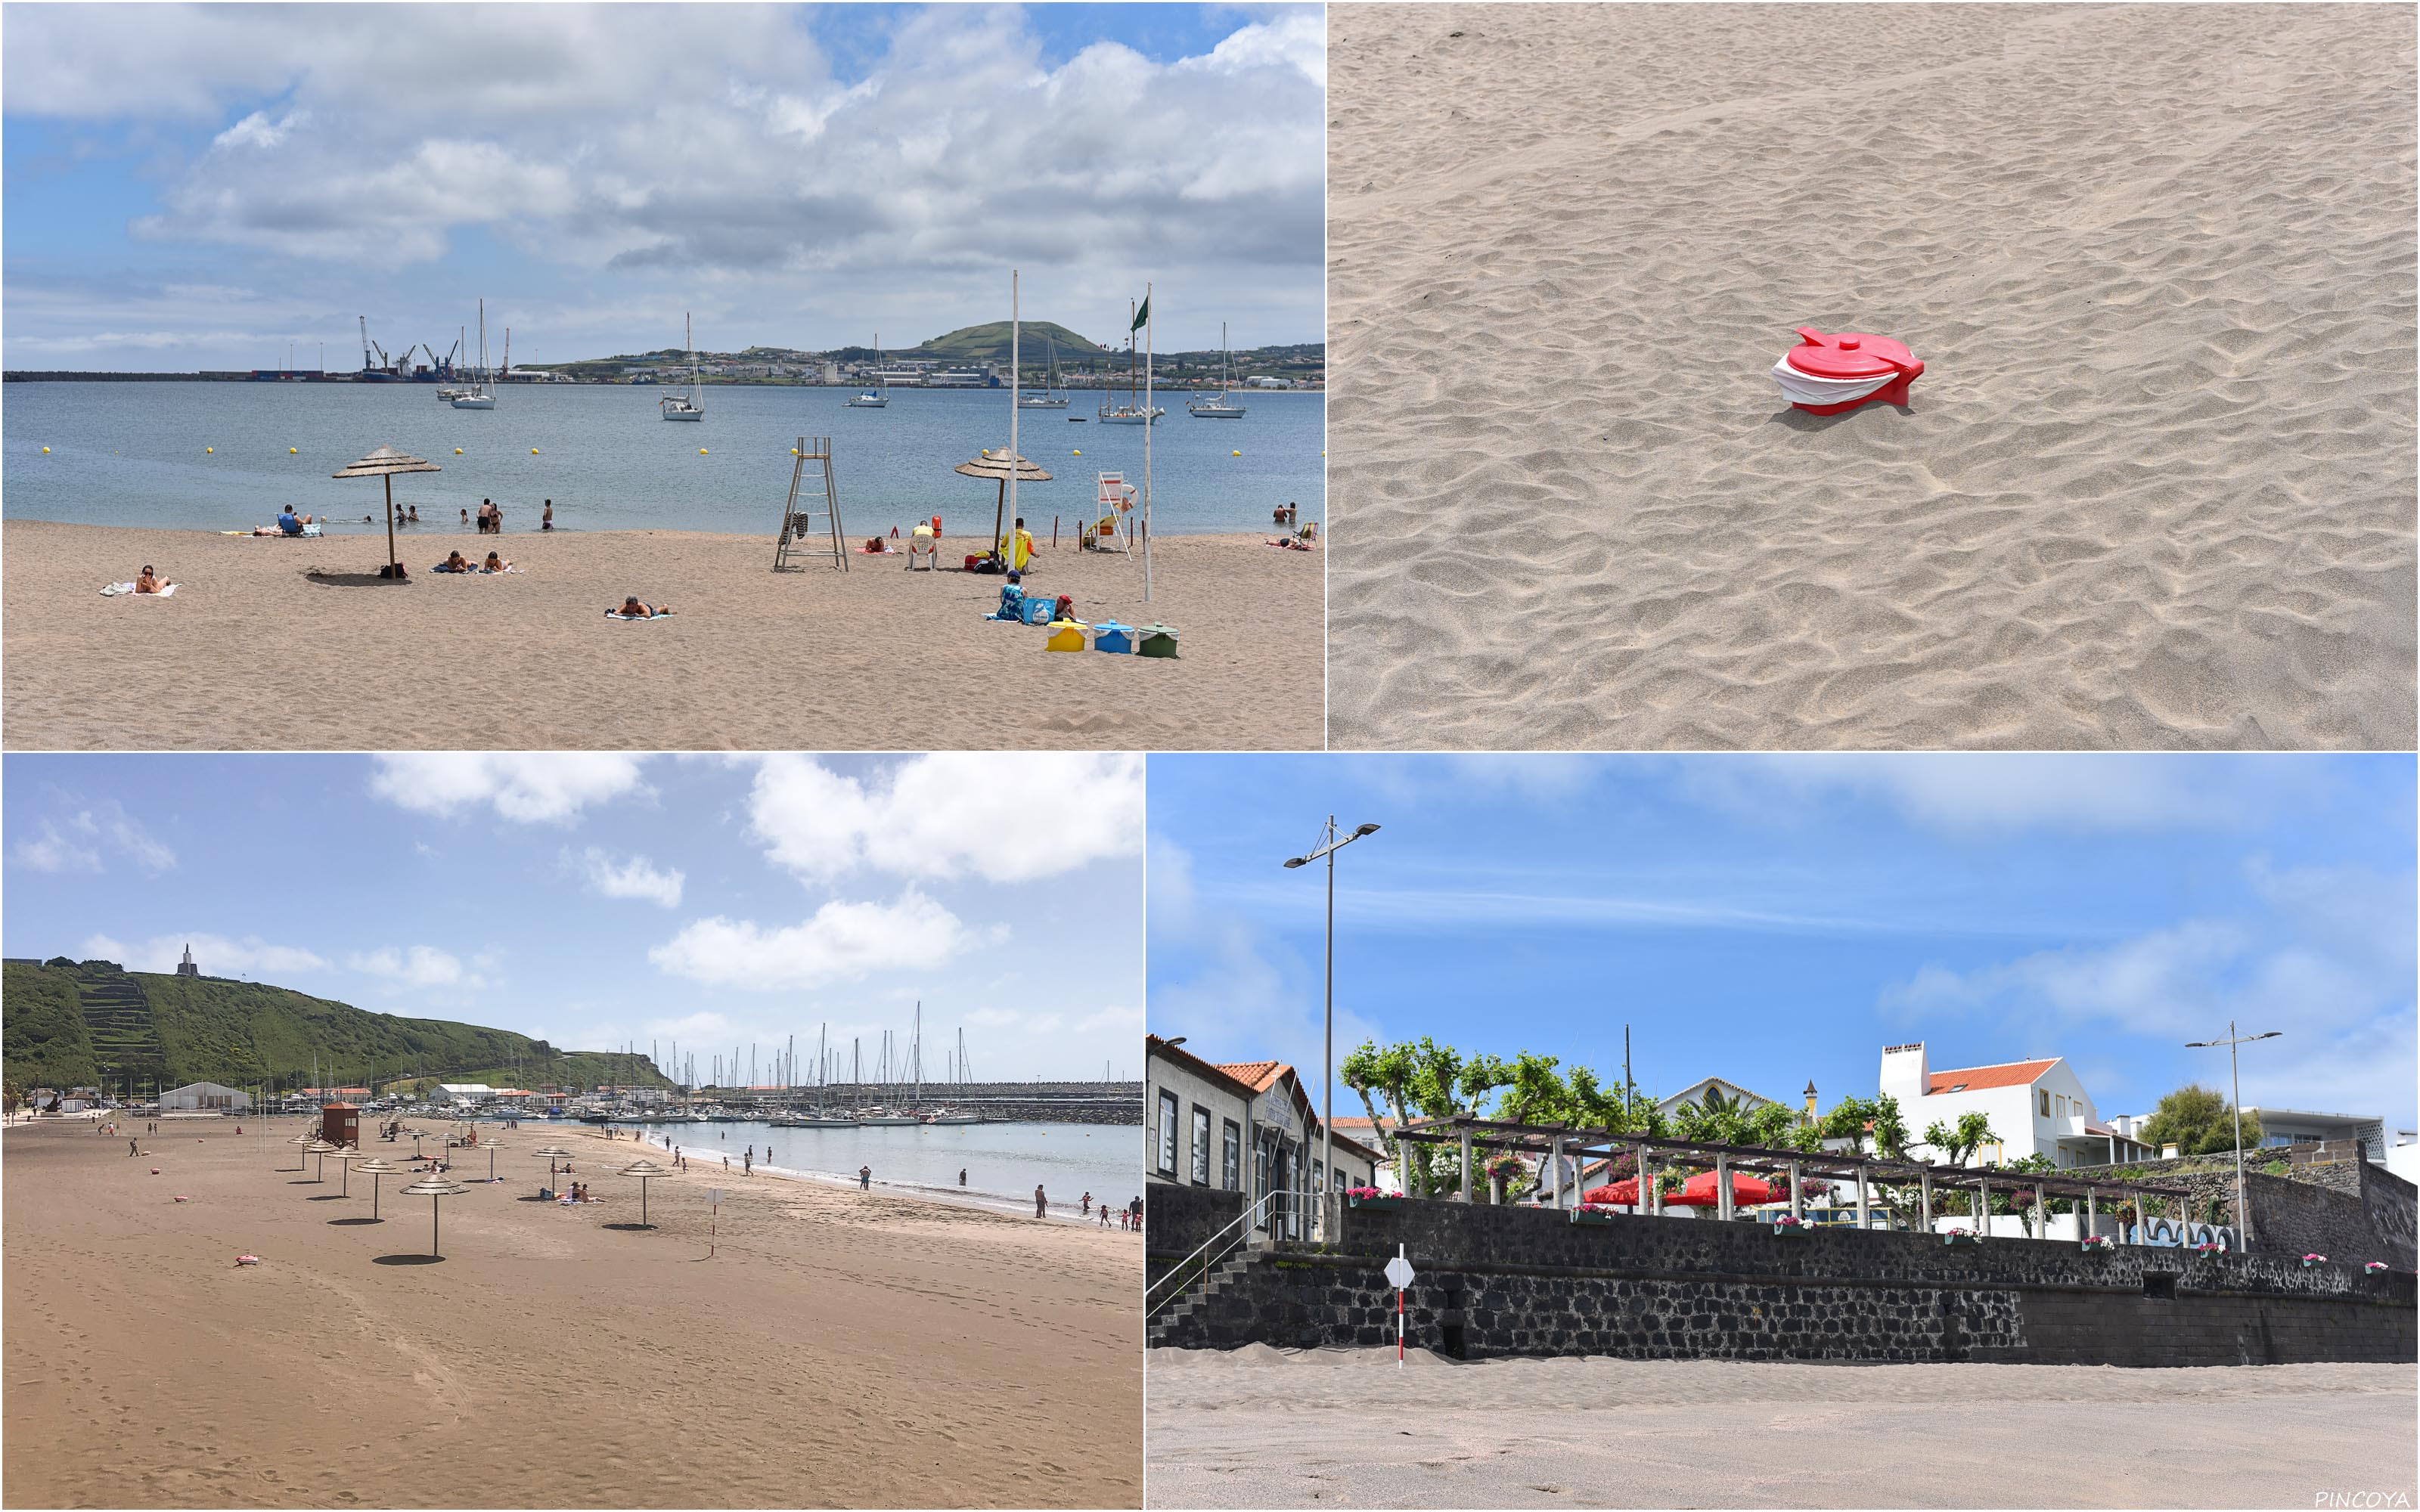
[[1327, 4, 2416, 749]]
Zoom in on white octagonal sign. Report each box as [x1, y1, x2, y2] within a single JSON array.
[[1385, 1255, 1416, 1290]]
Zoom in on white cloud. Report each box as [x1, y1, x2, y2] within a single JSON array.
[[14, 820, 100, 873], [1681, 754, 2312, 835], [1879, 860, 2416, 1126], [368, 753, 650, 825], [80, 932, 327, 977], [746, 753, 1142, 884], [648, 888, 969, 990], [10, 799, 175, 875], [576, 847, 684, 907], [2, 5, 1323, 330], [347, 944, 479, 988]]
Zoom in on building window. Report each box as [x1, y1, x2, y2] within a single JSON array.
[[1221, 1120, 1242, 1191], [2040, 1089, 2051, 1118], [1156, 1091, 1179, 1176], [1190, 1107, 1212, 1186]]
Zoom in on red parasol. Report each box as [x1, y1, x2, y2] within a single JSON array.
[[1586, 1170, 1780, 1207]]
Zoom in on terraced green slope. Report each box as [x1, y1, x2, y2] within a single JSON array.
[[3, 959, 670, 1096]]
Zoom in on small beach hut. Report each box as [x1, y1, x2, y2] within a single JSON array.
[[954, 451, 1053, 569], [617, 1158, 675, 1228], [331, 445, 442, 575], [397, 1175, 470, 1259], [352, 1157, 401, 1220]]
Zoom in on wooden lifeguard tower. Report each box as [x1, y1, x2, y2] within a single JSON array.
[[774, 435, 847, 572]]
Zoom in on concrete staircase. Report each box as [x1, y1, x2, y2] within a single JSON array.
[[1146, 1248, 1256, 1348]]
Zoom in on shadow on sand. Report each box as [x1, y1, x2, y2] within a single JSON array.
[[372, 1253, 445, 1266]]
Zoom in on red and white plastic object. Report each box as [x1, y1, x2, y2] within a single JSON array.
[[1773, 327, 1923, 414]]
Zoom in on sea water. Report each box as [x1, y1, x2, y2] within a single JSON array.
[[2, 380, 1324, 537], [612, 1118, 1141, 1219]]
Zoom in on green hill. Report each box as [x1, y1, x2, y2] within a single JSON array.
[[2, 958, 668, 1099], [914, 321, 1105, 364]]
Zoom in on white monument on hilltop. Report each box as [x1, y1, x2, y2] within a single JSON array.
[[176, 943, 199, 978]]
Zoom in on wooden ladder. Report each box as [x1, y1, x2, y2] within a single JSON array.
[[774, 435, 846, 572]]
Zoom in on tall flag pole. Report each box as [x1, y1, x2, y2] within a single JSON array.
[[1143, 281, 1155, 600], [1009, 268, 1020, 566]]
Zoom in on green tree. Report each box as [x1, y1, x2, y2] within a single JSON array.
[[1922, 1110, 2001, 1167], [2139, 1085, 2262, 1157]]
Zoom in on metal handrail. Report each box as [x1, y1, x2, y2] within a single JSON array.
[[1146, 1185, 1297, 1315]]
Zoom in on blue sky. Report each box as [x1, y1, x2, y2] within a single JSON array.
[[8, 753, 1143, 1081], [1149, 754, 2418, 1134], [2, 3, 1323, 370]]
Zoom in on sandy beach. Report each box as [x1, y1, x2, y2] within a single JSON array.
[[1, 521, 1321, 751], [2, 1119, 1140, 1508], [1146, 1345, 2418, 1508], [1326, 4, 2417, 750]]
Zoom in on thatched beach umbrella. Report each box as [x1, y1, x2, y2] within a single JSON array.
[[352, 1157, 401, 1220], [306, 1139, 339, 1182], [331, 1147, 365, 1198], [398, 1176, 470, 1259], [955, 450, 1053, 568], [532, 1145, 574, 1194], [287, 1132, 316, 1172], [331, 445, 441, 574], [617, 1158, 675, 1228], [479, 1137, 505, 1182]]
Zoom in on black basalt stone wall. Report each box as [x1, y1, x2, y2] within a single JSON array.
[[1143, 1182, 1246, 1288], [1156, 1197, 2416, 1367]]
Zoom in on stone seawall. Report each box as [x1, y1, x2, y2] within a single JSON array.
[[2060, 1147, 2417, 1270], [1153, 1196, 2415, 1368]]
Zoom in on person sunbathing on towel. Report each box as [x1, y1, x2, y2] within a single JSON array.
[[616, 596, 671, 618], [442, 550, 472, 572], [482, 551, 511, 573], [135, 565, 173, 594]]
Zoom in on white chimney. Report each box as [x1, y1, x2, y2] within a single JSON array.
[[1880, 1042, 1928, 1109]]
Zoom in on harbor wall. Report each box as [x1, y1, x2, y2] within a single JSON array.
[[1153, 1195, 2415, 1368]]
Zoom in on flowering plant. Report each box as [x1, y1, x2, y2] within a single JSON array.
[[2366, 1262, 2389, 1272], [1345, 1186, 1382, 1200], [1773, 1214, 1804, 1228], [1944, 1226, 1971, 1236], [2192, 1241, 2223, 1252], [2080, 1235, 2111, 1250], [1578, 1201, 1615, 1213], [2303, 1253, 2328, 1263]]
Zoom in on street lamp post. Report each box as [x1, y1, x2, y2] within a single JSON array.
[[2184, 1021, 2281, 1252], [1285, 816, 1382, 1242]]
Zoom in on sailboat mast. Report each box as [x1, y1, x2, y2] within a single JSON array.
[[1009, 271, 1019, 555]]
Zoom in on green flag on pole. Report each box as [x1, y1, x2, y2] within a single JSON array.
[[1131, 296, 1150, 331]]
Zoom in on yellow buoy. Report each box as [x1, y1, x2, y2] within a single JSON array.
[[1072, 449, 1081, 456], [205, 446, 214, 454], [455, 448, 463, 455], [531, 448, 540, 454], [1232, 450, 1241, 456], [41, 446, 51, 454], [791, 448, 799, 456], [699, 448, 708, 455], [289, 446, 298, 454]]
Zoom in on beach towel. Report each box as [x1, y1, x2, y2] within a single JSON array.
[[604, 609, 674, 621], [101, 582, 177, 597]]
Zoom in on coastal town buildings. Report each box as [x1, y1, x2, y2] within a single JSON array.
[[1144, 1034, 1379, 1241], [1881, 1042, 2157, 1168]]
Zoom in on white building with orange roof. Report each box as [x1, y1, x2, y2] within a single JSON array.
[[1881, 1042, 2157, 1169]]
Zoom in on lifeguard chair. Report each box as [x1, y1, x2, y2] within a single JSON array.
[[907, 522, 938, 570], [1085, 473, 1135, 555]]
